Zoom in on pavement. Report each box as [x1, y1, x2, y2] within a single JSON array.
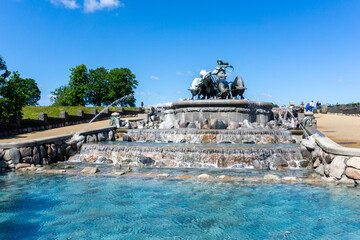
[[1, 114, 359, 148], [315, 113, 360, 148], [0, 117, 140, 143]]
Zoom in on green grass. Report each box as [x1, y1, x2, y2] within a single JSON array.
[[22, 106, 137, 120]]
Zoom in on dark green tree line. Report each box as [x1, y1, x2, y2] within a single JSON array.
[[51, 64, 138, 107], [0, 55, 41, 122]]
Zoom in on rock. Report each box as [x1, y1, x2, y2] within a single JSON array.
[[112, 171, 125, 176], [324, 164, 331, 176], [20, 147, 32, 157], [202, 124, 209, 130], [196, 174, 214, 180], [209, 119, 217, 129], [125, 166, 132, 172], [2, 150, 10, 161], [22, 156, 33, 163], [25, 166, 37, 171], [301, 138, 316, 151], [299, 160, 310, 168], [227, 121, 239, 130], [0, 149, 5, 160], [187, 123, 196, 129], [86, 155, 98, 163], [81, 167, 99, 174], [156, 173, 170, 177], [321, 177, 336, 183], [50, 144, 57, 159], [321, 104, 328, 114], [272, 156, 288, 168], [0, 161, 8, 168], [345, 167, 360, 180], [15, 163, 31, 169], [122, 135, 133, 142], [289, 161, 297, 168], [300, 146, 311, 160], [39, 145, 46, 158], [139, 157, 155, 166], [313, 159, 321, 168], [346, 157, 360, 169], [95, 156, 107, 163], [179, 121, 190, 128], [217, 175, 232, 180], [114, 162, 121, 169], [97, 133, 105, 142], [33, 147, 41, 165], [214, 120, 227, 129], [329, 156, 346, 179], [9, 148, 21, 164], [253, 160, 261, 169], [338, 178, 355, 185], [325, 154, 334, 164], [87, 135, 95, 143], [282, 177, 297, 182], [263, 174, 281, 181], [177, 175, 192, 179], [108, 131, 114, 141]]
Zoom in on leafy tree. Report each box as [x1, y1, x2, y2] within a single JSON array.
[[87, 67, 109, 106], [51, 65, 138, 107], [0, 55, 11, 80], [0, 71, 41, 121], [68, 64, 89, 106], [51, 85, 72, 106], [106, 68, 138, 107]]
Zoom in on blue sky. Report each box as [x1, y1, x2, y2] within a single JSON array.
[[1, 0, 359, 107]]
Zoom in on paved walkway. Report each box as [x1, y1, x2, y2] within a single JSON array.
[[315, 113, 360, 148], [0, 117, 140, 143]]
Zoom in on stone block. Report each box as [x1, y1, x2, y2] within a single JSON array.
[[20, 147, 33, 157], [329, 156, 346, 179], [345, 167, 360, 180], [346, 157, 360, 169], [9, 148, 21, 164]]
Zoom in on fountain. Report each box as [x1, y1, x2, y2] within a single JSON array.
[[77, 60, 307, 170]]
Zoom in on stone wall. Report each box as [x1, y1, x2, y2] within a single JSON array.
[[0, 107, 144, 137], [301, 127, 360, 185], [327, 105, 360, 115], [0, 126, 116, 170]]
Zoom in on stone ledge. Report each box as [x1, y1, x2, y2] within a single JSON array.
[[0, 126, 116, 149], [308, 128, 360, 157]]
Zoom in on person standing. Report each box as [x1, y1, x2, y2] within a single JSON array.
[[310, 100, 315, 112]]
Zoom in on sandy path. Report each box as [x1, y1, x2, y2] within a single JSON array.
[[0, 117, 140, 143], [315, 114, 360, 148]]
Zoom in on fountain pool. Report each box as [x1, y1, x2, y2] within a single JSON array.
[[1, 170, 360, 239]]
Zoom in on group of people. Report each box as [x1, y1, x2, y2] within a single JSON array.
[[300, 100, 322, 113]]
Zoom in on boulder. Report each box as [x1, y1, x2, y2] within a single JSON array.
[[313, 159, 321, 168], [315, 164, 325, 175], [156, 173, 170, 178], [108, 131, 114, 141], [39, 145, 46, 158], [15, 163, 31, 170], [139, 157, 155, 166], [179, 121, 190, 128], [22, 156, 33, 164], [272, 156, 288, 168], [263, 174, 281, 181], [345, 167, 360, 180], [187, 123, 196, 129], [301, 138, 316, 151], [196, 174, 214, 180], [20, 147, 32, 157], [0, 149, 5, 160], [86, 155, 98, 162], [81, 167, 99, 174], [325, 154, 334, 164], [217, 175, 232, 180], [33, 147, 41, 165], [97, 133, 106, 142], [346, 157, 360, 169], [9, 148, 21, 164], [329, 156, 346, 179], [299, 160, 310, 168], [2, 150, 10, 161], [300, 146, 311, 160], [282, 177, 297, 182], [214, 120, 227, 129], [227, 121, 239, 130], [122, 135, 133, 142]]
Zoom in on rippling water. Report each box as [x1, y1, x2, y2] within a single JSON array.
[[1, 172, 360, 239]]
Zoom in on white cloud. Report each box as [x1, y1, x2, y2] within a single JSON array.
[[50, 0, 80, 9], [49, 0, 123, 12], [176, 71, 183, 75], [150, 76, 160, 80], [84, 0, 123, 13]]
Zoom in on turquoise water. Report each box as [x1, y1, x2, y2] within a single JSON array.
[[1, 172, 360, 239]]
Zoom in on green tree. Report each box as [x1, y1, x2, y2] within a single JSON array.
[[0, 71, 41, 121], [87, 67, 109, 106], [0, 55, 11, 80], [68, 64, 89, 106], [51, 85, 72, 106], [106, 68, 138, 107]]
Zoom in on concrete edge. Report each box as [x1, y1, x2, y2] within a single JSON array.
[[306, 127, 360, 157], [0, 126, 116, 149]]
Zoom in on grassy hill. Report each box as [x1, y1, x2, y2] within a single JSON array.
[[22, 106, 136, 120]]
